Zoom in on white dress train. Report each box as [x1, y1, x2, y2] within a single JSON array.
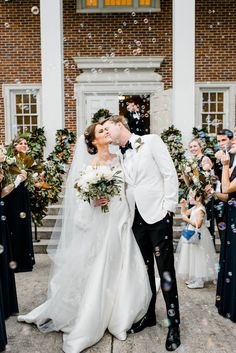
[[18, 158, 152, 353]]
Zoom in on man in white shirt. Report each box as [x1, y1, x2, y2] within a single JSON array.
[[103, 116, 181, 352]]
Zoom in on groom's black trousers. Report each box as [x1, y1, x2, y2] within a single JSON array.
[[132, 207, 180, 328]]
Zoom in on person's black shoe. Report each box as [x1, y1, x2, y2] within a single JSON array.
[[165, 326, 181, 351], [127, 316, 156, 334]]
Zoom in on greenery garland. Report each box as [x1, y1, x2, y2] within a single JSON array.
[[91, 109, 112, 124]]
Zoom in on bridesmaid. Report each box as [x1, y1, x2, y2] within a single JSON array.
[[0, 169, 19, 318], [216, 139, 236, 322], [4, 137, 35, 272]]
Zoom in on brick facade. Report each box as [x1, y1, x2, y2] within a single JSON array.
[[0, 0, 235, 144]]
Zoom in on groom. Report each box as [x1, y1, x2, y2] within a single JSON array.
[[103, 116, 181, 351]]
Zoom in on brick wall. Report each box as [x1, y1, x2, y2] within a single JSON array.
[[0, 0, 235, 144], [195, 0, 236, 82]]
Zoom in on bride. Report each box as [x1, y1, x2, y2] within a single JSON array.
[[18, 123, 152, 353]]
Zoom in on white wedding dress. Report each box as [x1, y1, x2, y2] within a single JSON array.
[[18, 156, 152, 353]]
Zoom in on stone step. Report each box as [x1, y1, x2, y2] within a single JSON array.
[[33, 237, 221, 254], [46, 205, 62, 216], [40, 215, 63, 228]]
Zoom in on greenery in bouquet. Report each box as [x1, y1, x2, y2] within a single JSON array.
[[0, 145, 18, 185], [192, 127, 218, 161], [91, 109, 112, 124], [180, 157, 213, 198], [161, 125, 187, 199], [74, 165, 123, 213]]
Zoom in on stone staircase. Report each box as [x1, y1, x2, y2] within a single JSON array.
[[33, 203, 221, 254]]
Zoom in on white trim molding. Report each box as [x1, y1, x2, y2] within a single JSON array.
[[2, 84, 42, 145], [195, 82, 236, 131], [74, 56, 165, 134]]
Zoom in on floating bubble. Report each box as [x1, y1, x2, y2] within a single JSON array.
[[87, 33, 92, 39], [136, 40, 141, 47], [163, 271, 171, 282], [148, 26, 152, 31], [144, 18, 149, 24], [226, 313, 231, 318], [134, 20, 138, 25], [9, 261, 17, 270], [226, 278, 230, 283], [0, 201, 4, 206], [163, 282, 172, 291], [133, 49, 138, 56], [168, 309, 175, 317], [118, 28, 123, 34], [19, 212, 26, 219], [228, 272, 232, 276], [163, 318, 170, 327], [4, 22, 10, 28], [123, 21, 127, 27], [31, 6, 39, 15], [131, 11, 136, 16], [216, 295, 221, 301], [136, 48, 142, 54], [80, 23, 84, 27], [0, 245, 4, 254], [152, 38, 157, 43], [218, 222, 226, 231], [1, 215, 6, 221]]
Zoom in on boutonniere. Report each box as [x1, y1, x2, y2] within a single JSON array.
[[134, 137, 144, 152]]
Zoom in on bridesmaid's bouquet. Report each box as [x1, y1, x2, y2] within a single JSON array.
[[74, 165, 123, 213], [181, 157, 212, 190]]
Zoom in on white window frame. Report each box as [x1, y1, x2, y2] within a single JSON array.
[[2, 84, 42, 144], [195, 82, 236, 133], [76, 0, 160, 13]]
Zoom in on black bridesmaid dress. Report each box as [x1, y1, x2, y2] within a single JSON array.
[[216, 170, 236, 322], [0, 281, 7, 352], [0, 194, 19, 318], [4, 182, 35, 273]]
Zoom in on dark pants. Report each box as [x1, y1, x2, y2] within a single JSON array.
[[132, 207, 180, 328]]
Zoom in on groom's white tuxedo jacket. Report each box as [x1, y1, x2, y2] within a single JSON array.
[[120, 134, 179, 224]]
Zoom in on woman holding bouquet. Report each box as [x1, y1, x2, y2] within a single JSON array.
[[18, 123, 152, 353], [4, 137, 35, 272]]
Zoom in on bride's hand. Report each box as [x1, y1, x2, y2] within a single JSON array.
[[94, 197, 109, 207]]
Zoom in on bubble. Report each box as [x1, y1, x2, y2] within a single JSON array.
[[226, 313, 231, 318], [136, 48, 142, 54], [136, 40, 141, 47], [14, 79, 21, 85], [0, 201, 4, 206], [134, 20, 138, 25], [152, 38, 157, 43], [133, 49, 138, 56], [218, 222, 226, 231], [123, 21, 127, 27], [9, 261, 17, 270], [80, 23, 84, 27], [87, 33, 92, 39], [216, 295, 221, 301], [4, 22, 10, 28], [209, 25, 213, 29], [163, 318, 170, 327], [118, 28, 123, 34], [144, 18, 149, 24], [163, 282, 172, 291], [168, 309, 175, 317], [148, 26, 152, 31], [19, 212, 26, 219], [1, 215, 6, 221], [226, 278, 230, 283], [228, 272, 232, 276], [131, 11, 136, 16], [0, 245, 4, 254], [163, 271, 171, 282], [31, 6, 39, 15]]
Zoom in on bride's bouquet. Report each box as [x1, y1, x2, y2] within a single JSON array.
[[74, 165, 123, 213]]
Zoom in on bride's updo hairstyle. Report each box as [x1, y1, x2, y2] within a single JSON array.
[[84, 123, 98, 155]]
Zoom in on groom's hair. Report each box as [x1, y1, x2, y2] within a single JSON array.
[[102, 115, 130, 131]]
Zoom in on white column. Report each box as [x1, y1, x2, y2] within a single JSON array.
[[172, 0, 195, 144], [40, 0, 64, 155]]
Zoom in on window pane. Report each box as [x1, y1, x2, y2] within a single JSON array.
[[31, 94, 37, 104], [217, 102, 223, 112], [86, 0, 98, 6], [210, 103, 216, 112], [202, 92, 208, 102], [16, 103, 22, 114], [31, 105, 37, 114], [32, 116, 37, 125], [104, 0, 132, 5], [202, 103, 209, 112], [16, 95, 22, 104], [23, 104, 30, 113], [210, 92, 216, 101], [23, 95, 29, 104], [139, 0, 151, 6], [17, 116, 23, 125], [218, 92, 224, 102], [24, 116, 30, 125], [32, 126, 37, 132]]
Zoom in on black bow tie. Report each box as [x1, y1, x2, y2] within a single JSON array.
[[120, 141, 133, 155]]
